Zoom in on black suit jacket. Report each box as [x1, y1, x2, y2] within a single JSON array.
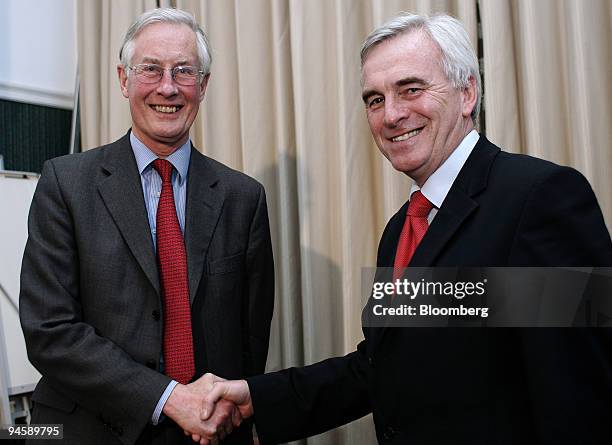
[[20, 133, 274, 445], [247, 136, 612, 444]]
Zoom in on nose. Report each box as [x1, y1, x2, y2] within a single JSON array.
[[383, 97, 408, 128], [156, 70, 179, 96]]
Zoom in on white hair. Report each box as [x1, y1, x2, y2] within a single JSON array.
[[119, 8, 212, 75], [361, 13, 482, 122]]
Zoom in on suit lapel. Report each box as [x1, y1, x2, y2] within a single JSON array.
[[184, 148, 224, 304], [408, 190, 478, 266], [366, 206, 406, 355], [97, 134, 160, 295], [410, 136, 498, 266], [368, 136, 499, 354]]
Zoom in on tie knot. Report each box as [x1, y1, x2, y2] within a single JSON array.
[[152, 159, 173, 182], [407, 191, 433, 217]]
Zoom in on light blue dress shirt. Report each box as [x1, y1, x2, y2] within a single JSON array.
[[129, 132, 191, 425], [130, 132, 190, 243]]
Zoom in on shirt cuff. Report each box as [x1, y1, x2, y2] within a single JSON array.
[[151, 380, 179, 425]]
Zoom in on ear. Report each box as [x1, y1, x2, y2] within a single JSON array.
[[461, 76, 477, 118], [199, 73, 210, 102], [117, 65, 129, 98]]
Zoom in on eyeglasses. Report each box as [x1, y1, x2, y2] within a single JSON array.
[[128, 64, 205, 86]]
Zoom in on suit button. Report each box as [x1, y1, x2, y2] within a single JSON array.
[[116, 426, 124, 436], [152, 310, 160, 320], [383, 426, 396, 441], [146, 360, 157, 369], [368, 356, 375, 367]]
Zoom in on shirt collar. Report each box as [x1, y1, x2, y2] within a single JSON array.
[[410, 129, 480, 207], [130, 131, 191, 183]]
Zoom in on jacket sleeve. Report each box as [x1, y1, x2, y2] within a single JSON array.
[[244, 184, 275, 376], [513, 165, 612, 441], [246, 340, 372, 444]]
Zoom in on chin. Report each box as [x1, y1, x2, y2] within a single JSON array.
[[151, 127, 186, 141], [386, 155, 419, 174]]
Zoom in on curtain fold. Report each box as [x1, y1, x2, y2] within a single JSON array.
[[77, 1, 611, 443], [78, 0, 157, 148], [481, 0, 612, 229]]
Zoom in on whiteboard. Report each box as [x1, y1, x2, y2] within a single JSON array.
[[0, 172, 41, 395]]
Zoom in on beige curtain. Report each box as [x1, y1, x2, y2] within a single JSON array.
[[77, 1, 611, 444], [78, 0, 156, 147], [480, 0, 612, 231]]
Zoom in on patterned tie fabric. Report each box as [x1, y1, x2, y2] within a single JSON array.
[[393, 190, 434, 282], [152, 159, 195, 384]]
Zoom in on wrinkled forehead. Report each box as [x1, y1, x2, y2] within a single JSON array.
[[361, 30, 443, 86], [132, 22, 198, 62]]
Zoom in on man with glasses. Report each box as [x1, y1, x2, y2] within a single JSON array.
[[20, 8, 274, 445]]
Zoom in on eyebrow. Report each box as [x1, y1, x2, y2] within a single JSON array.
[[140, 57, 192, 66], [140, 57, 160, 64], [396, 76, 427, 87], [362, 76, 428, 104]]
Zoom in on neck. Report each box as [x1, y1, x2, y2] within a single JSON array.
[[131, 129, 188, 158]]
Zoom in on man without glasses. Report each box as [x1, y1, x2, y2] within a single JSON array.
[[201, 12, 612, 445]]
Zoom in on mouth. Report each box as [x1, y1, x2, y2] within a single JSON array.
[[390, 127, 424, 142], [150, 105, 183, 114]]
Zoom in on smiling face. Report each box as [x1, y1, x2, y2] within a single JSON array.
[[361, 30, 476, 185], [117, 22, 208, 157]]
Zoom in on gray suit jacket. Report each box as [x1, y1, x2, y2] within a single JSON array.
[[20, 133, 274, 445]]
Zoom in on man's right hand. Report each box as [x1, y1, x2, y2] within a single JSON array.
[[163, 373, 240, 444], [201, 378, 254, 421]]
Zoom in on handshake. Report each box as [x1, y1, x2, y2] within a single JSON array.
[[162, 373, 254, 445]]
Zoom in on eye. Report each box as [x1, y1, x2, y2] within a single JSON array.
[[175, 66, 196, 75], [368, 96, 384, 109], [143, 64, 161, 73], [401, 87, 422, 96]]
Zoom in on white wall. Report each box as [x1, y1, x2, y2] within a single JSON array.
[[0, 174, 41, 400], [0, 0, 77, 109]]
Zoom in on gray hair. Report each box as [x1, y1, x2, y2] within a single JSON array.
[[361, 13, 481, 122], [119, 8, 212, 75]]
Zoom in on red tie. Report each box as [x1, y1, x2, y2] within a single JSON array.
[[393, 191, 434, 282], [152, 159, 195, 384]]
